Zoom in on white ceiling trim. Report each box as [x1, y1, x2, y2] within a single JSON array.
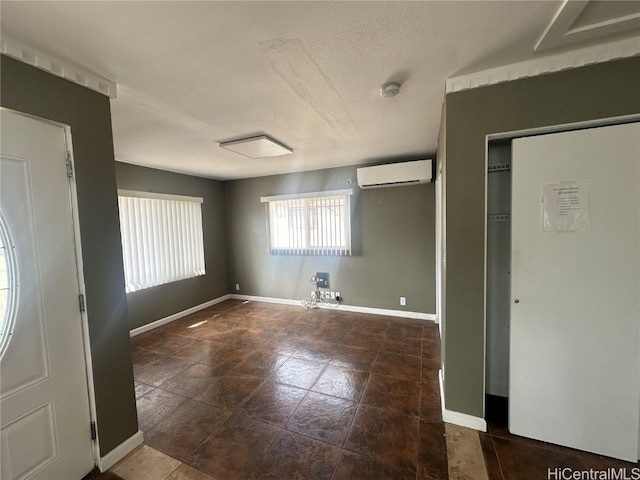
[[536, 0, 640, 51], [446, 36, 640, 94], [1, 35, 117, 98]]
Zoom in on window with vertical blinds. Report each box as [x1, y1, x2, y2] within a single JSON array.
[[261, 189, 353, 255], [118, 191, 205, 293]]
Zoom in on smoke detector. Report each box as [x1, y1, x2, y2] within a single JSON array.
[[380, 82, 401, 98]]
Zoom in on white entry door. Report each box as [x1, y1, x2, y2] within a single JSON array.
[[0, 109, 95, 479], [509, 122, 640, 462]]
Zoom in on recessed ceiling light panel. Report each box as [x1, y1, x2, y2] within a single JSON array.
[[219, 135, 293, 158]]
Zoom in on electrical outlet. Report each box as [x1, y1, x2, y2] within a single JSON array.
[[235, 283, 240, 291], [330, 291, 336, 300], [400, 296, 406, 306]]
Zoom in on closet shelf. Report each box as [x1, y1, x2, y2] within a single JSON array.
[[488, 163, 511, 172]]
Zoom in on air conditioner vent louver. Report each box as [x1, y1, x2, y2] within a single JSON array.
[[357, 160, 432, 189]]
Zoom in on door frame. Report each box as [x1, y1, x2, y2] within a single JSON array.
[[482, 112, 640, 458], [1, 107, 100, 468]]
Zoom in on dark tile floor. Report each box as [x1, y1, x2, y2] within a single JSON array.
[[129, 299, 447, 480], [481, 395, 640, 480]]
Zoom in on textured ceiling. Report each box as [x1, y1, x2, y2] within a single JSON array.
[[1, 1, 638, 180]]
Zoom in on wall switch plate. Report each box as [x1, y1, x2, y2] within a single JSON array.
[[400, 296, 406, 306], [235, 283, 240, 291]]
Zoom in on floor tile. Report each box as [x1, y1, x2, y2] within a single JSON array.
[[311, 365, 369, 402], [292, 340, 335, 363], [249, 430, 340, 480], [111, 445, 180, 480], [361, 373, 420, 416], [131, 330, 171, 352], [186, 414, 280, 480], [126, 301, 451, 480], [171, 339, 227, 363], [135, 354, 194, 387], [422, 355, 441, 372], [145, 399, 230, 461], [226, 350, 288, 378], [418, 420, 448, 480], [131, 347, 165, 370], [479, 433, 503, 480], [200, 327, 250, 344], [373, 351, 422, 382], [422, 343, 441, 371], [328, 345, 378, 372], [157, 363, 225, 398], [420, 375, 442, 422], [135, 381, 155, 399], [136, 388, 188, 432], [386, 323, 423, 339], [238, 382, 307, 427], [286, 392, 357, 447], [341, 330, 379, 349], [273, 357, 326, 389], [492, 435, 586, 480], [198, 344, 254, 374], [165, 464, 218, 480], [151, 334, 203, 357], [344, 404, 420, 472], [332, 450, 415, 480], [445, 423, 488, 480], [193, 374, 263, 411]]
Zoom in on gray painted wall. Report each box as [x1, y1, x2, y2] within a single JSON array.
[[1, 55, 138, 455], [226, 164, 436, 313], [443, 56, 640, 418], [115, 162, 230, 329]]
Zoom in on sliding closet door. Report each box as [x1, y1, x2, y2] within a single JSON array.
[[509, 122, 640, 462]]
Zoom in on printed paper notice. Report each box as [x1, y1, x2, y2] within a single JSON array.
[[542, 182, 590, 232]]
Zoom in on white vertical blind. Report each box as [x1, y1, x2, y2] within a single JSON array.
[[118, 193, 205, 292], [263, 190, 352, 255]]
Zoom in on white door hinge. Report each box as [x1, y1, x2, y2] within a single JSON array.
[[65, 153, 73, 178]]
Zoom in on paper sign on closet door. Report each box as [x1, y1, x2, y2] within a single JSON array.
[[542, 182, 591, 232]]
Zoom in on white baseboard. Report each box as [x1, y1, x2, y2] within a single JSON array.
[[130, 294, 231, 336], [231, 294, 300, 307], [230, 294, 436, 322], [439, 369, 487, 432], [97, 430, 144, 472]]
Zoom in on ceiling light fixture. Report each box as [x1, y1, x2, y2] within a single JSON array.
[[380, 82, 401, 98], [219, 135, 293, 158]]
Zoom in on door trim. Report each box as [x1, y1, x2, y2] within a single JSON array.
[[1, 107, 100, 468], [482, 112, 640, 443]]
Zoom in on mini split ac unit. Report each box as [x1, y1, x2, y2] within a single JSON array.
[[356, 159, 433, 189]]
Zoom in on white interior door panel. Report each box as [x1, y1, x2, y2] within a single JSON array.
[[509, 122, 640, 462], [0, 109, 94, 479]]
